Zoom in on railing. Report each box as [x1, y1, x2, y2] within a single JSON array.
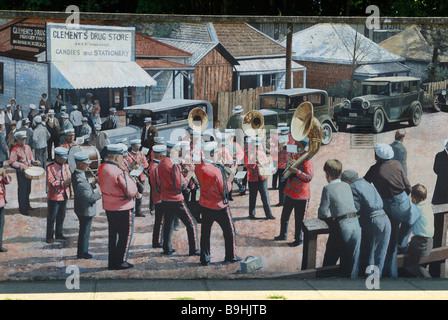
[[272, 203, 448, 279]]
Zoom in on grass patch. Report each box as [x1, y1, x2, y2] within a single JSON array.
[[267, 295, 286, 300], [172, 297, 195, 300]]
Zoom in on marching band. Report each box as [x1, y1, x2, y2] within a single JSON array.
[[3, 98, 425, 280]]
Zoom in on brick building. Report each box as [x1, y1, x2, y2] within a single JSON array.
[[282, 23, 409, 91]]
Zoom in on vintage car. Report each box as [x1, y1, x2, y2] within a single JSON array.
[[433, 84, 448, 112], [257, 88, 338, 145], [100, 99, 214, 146], [333, 76, 424, 134]]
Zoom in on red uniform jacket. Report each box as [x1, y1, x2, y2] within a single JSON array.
[[195, 162, 232, 210], [9, 144, 34, 171], [98, 161, 138, 211], [283, 151, 313, 200], [244, 146, 269, 182], [123, 151, 149, 181], [47, 161, 71, 201], [149, 159, 162, 204], [158, 156, 189, 202], [0, 174, 11, 207]]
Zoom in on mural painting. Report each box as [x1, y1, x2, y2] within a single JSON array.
[[0, 12, 447, 285]]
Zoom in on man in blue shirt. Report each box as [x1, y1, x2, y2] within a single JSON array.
[[342, 170, 391, 277]]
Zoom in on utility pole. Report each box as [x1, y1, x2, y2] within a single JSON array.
[[286, 23, 293, 89]]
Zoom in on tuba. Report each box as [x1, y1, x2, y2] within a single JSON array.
[[188, 107, 209, 133], [242, 110, 265, 138], [282, 101, 322, 181]]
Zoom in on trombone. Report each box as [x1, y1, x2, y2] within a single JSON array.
[[281, 101, 322, 181]]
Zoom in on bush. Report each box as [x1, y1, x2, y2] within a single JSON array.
[[326, 79, 362, 99], [423, 62, 448, 83]]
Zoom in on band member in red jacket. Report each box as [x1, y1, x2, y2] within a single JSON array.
[[274, 137, 313, 247], [98, 144, 138, 270], [0, 168, 11, 252], [149, 144, 166, 248], [244, 136, 275, 220], [158, 140, 199, 256], [46, 147, 71, 244], [9, 131, 40, 216], [195, 141, 241, 266]]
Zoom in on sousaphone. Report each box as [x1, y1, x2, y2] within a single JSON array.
[[242, 110, 265, 138], [188, 107, 209, 133], [282, 101, 322, 181]]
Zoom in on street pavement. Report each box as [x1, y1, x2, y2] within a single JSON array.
[[0, 107, 448, 299]]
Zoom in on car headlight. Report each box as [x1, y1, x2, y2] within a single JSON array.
[[362, 100, 370, 109], [343, 100, 350, 109], [442, 89, 447, 96]]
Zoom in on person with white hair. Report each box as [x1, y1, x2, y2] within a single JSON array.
[[432, 139, 448, 205], [364, 143, 420, 278]]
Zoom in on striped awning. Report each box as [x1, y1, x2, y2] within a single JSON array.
[[50, 61, 157, 89]]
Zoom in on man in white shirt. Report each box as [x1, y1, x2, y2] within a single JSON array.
[[70, 105, 83, 138]]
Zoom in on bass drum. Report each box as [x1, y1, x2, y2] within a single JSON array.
[[67, 144, 101, 173]]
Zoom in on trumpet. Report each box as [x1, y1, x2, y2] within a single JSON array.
[[122, 158, 144, 199], [180, 162, 200, 190]]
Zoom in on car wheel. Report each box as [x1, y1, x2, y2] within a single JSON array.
[[433, 95, 443, 112], [321, 122, 333, 145], [409, 103, 423, 126], [372, 109, 385, 134]]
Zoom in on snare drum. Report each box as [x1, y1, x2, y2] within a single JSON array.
[[24, 166, 45, 180]]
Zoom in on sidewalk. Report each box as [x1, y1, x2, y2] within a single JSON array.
[[1, 278, 448, 300]]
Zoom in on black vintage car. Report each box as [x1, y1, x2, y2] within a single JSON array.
[[433, 84, 448, 112], [333, 76, 424, 134], [257, 88, 338, 145]]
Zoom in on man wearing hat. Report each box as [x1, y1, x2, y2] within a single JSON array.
[[158, 140, 200, 256], [32, 116, 51, 170], [9, 131, 40, 215], [195, 141, 241, 266], [72, 151, 102, 259], [432, 139, 448, 205], [17, 119, 33, 149], [60, 129, 77, 151], [226, 105, 244, 130], [102, 108, 119, 131], [141, 117, 158, 159], [4, 104, 14, 136], [6, 120, 17, 152], [244, 136, 275, 220], [364, 143, 419, 278], [39, 93, 52, 111], [124, 139, 149, 217], [98, 144, 138, 270], [275, 137, 313, 247], [70, 105, 84, 138], [149, 144, 166, 248], [46, 110, 60, 161], [46, 147, 71, 244], [341, 169, 391, 277], [27, 104, 39, 124], [0, 124, 8, 169], [80, 117, 92, 138], [12, 104, 24, 126]]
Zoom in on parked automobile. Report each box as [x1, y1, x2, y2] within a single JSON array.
[[257, 88, 338, 145], [333, 76, 424, 134], [433, 84, 448, 112], [100, 99, 214, 146]]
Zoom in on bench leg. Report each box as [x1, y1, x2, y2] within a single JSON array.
[[429, 213, 448, 278], [301, 233, 318, 270]]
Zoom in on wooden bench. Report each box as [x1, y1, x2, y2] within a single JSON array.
[[297, 203, 448, 278]]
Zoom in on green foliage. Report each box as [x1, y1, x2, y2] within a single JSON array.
[[422, 62, 448, 83], [326, 79, 362, 99]]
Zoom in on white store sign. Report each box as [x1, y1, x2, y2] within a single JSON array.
[[46, 23, 135, 62]]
